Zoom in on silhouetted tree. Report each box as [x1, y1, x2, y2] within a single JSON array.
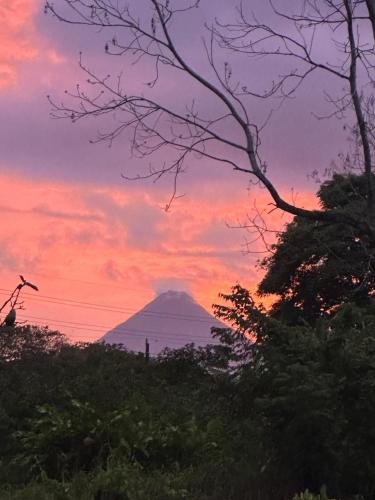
[[259, 173, 375, 324], [45, 0, 375, 235]]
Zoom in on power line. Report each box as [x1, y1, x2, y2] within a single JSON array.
[[0, 289, 223, 324], [17, 313, 222, 343], [6, 270, 222, 302], [5, 271, 153, 294], [21, 313, 220, 339]]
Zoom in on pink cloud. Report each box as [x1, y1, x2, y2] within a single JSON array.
[[0, 0, 69, 90], [0, 0, 39, 88], [0, 170, 318, 341]]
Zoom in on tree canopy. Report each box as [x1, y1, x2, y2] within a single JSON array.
[[258, 173, 375, 324]]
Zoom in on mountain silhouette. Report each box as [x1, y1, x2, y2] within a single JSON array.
[[100, 290, 227, 355]]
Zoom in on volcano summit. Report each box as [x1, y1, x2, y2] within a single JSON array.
[[100, 290, 226, 355]]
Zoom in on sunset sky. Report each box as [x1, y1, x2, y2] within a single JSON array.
[[0, 0, 351, 342]]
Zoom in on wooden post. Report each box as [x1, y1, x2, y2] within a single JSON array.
[[145, 338, 150, 362]]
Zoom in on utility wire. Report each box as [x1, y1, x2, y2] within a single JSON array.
[[0, 289, 222, 324], [21, 312, 220, 339], [17, 313, 222, 343], [7, 271, 222, 302], [19, 272, 151, 293]]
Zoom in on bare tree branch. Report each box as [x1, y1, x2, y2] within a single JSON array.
[[45, 0, 375, 236], [0, 276, 39, 327]]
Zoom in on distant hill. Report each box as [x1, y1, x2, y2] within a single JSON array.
[[100, 290, 227, 355]]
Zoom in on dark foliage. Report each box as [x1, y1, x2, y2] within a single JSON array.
[[214, 284, 375, 500], [0, 329, 258, 500], [259, 173, 375, 324]]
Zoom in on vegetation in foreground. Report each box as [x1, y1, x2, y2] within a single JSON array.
[[1, 174, 375, 499]]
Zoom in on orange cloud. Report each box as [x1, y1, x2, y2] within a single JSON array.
[[0, 171, 318, 341], [0, 0, 67, 89], [0, 0, 39, 88]]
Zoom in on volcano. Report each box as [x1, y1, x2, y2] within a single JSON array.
[[100, 290, 227, 355]]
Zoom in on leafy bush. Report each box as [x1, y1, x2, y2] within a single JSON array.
[[292, 489, 331, 500]]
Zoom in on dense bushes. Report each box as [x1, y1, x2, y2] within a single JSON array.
[[0, 336, 257, 499], [1, 310, 375, 499]]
